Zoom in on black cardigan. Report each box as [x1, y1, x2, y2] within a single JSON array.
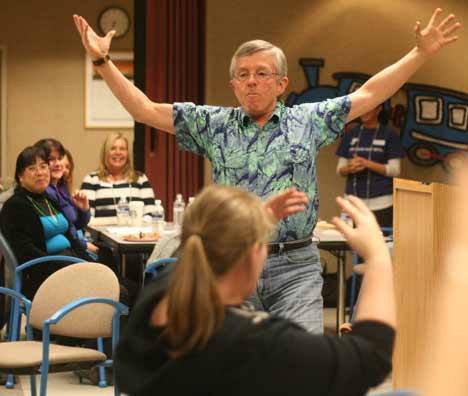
[[0, 187, 91, 297], [115, 275, 395, 396]]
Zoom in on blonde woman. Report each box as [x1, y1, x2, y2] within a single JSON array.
[[81, 132, 156, 219], [114, 186, 395, 396]]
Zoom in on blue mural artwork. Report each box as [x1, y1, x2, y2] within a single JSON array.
[[287, 58, 468, 171]]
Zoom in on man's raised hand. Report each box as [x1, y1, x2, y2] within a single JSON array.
[[73, 14, 115, 61], [415, 8, 461, 56]]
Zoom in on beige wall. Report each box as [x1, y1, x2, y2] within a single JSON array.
[[206, 0, 468, 221], [2, 1, 467, 221], [0, 0, 133, 189]]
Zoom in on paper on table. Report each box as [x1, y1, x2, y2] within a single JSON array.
[[315, 229, 346, 242], [106, 226, 153, 236], [89, 216, 119, 226]]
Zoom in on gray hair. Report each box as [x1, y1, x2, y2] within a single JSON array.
[[229, 40, 288, 79]]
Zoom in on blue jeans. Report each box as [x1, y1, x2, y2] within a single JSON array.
[[248, 243, 323, 334]]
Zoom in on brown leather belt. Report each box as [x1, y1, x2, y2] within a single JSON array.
[[267, 237, 313, 255]]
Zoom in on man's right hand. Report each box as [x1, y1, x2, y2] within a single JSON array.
[[73, 15, 115, 61]]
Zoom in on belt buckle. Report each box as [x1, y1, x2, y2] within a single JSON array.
[[278, 242, 284, 254]]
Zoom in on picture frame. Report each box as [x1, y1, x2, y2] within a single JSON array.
[[85, 51, 134, 128]]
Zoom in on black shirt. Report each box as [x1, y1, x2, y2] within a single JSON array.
[[115, 276, 395, 396]]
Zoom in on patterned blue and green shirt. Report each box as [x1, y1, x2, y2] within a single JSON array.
[[173, 97, 351, 242]]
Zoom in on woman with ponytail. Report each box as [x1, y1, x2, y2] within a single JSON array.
[[115, 185, 396, 396]]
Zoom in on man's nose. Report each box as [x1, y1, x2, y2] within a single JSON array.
[[246, 74, 257, 85]]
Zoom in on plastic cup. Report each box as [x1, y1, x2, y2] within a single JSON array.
[[129, 201, 144, 227]]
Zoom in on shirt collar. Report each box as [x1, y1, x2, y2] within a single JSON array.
[[240, 101, 283, 126]]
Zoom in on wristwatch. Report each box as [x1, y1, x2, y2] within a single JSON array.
[[92, 54, 111, 66]]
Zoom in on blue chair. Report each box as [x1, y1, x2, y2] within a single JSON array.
[[348, 227, 393, 321], [0, 231, 111, 389], [9, 256, 86, 341], [144, 257, 177, 284], [0, 263, 128, 396], [0, 231, 18, 339]]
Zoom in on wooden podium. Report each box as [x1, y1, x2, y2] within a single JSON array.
[[392, 178, 455, 388]]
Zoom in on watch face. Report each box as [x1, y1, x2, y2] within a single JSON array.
[[98, 7, 130, 38]]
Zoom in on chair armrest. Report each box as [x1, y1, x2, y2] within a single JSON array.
[[14, 256, 88, 293], [44, 297, 128, 326], [41, 297, 129, 355], [16, 255, 86, 273], [0, 286, 31, 309], [0, 286, 32, 338]]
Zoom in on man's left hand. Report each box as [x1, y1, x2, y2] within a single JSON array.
[[264, 188, 308, 221], [416, 8, 461, 56]]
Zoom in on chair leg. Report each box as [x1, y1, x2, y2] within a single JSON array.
[[5, 299, 22, 389], [97, 337, 108, 387], [30, 374, 37, 396], [4, 301, 13, 341], [39, 368, 49, 396]]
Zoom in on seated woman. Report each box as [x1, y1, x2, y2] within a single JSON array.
[[34, 139, 97, 255], [114, 186, 395, 396], [0, 146, 93, 298], [81, 132, 156, 220]]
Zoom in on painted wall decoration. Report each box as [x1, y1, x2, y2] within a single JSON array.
[[287, 58, 468, 171]]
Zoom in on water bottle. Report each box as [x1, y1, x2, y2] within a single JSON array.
[[152, 199, 165, 232], [116, 196, 130, 225], [173, 194, 185, 227]]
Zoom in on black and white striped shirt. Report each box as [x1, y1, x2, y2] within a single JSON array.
[[81, 171, 156, 218]]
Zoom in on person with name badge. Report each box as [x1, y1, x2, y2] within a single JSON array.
[[336, 105, 404, 228]]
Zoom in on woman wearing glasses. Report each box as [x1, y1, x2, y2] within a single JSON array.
[[0, 146, 93, 298]]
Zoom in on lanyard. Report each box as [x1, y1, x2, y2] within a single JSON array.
[[27, 195, 59, 224], [352, 124, 380, 200]]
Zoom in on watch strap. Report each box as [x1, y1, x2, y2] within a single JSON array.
[[92, 54, 110, 66]]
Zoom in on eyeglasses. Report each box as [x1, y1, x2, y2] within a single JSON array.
[[233, 71, 281, 83], [25, 163, 49, 174]]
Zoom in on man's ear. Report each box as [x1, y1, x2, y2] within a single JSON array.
[[276, 76, 289, 96]]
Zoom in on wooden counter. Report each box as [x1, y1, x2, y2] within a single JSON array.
[[392, 178, 455, 388]]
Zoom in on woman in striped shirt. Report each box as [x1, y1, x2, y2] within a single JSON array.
[[81, 132, 156, 219]]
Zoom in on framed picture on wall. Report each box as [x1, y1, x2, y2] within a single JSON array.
[[85, 51, 134, 128]]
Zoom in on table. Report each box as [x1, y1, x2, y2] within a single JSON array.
[[88, 223, 178, 276], [314, 228, 349, 334], [89, 222, 357, 334], [315, 227, 393, 334]]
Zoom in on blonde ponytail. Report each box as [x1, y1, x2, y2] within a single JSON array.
[[162, 185, 275, 358], [164, 234, 224, 358]]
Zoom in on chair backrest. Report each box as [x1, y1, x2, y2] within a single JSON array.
[[0, 231, 18, 289], [30, 263, 119, 338]]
